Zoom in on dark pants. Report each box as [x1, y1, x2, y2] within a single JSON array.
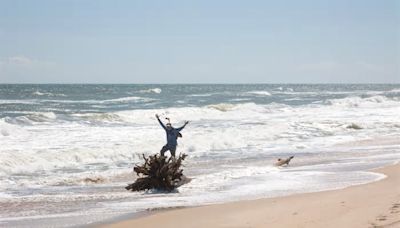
[[160, 144, 176, 157]]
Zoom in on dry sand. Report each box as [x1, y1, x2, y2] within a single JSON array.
[[103, 163, 400, 228]]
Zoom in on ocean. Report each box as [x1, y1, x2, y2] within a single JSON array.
[[0, 84, 399, 227]]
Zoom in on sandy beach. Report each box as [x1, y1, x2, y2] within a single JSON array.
[[104, 163, 400, 228]]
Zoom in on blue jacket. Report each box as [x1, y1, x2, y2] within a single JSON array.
[[157, 118, 186, 146]]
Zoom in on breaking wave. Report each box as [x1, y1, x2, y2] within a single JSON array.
[[386, 88, 400, 95], [72, 113, 123, 123], [3, 112, 58, 125], [39, 96, 155, 104], [245, 91, 271, 96], [207, 103, 237, 112], [32, 90, 66, 97], [325, 95, 399, 107], [102, 96, 155, 103], [0, 99, 38, 105], [138, 88, 162, 94]]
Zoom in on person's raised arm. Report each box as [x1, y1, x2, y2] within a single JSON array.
[[155, 114, 166, 130], [176, 121, 189, 131]]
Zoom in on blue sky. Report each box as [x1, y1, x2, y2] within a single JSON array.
[[0, 0, 399, 83]]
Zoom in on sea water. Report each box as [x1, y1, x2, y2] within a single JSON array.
[[0, 84, 399, 227]]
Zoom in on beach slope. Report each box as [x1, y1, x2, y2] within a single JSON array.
[[104, 163, 400, 228]]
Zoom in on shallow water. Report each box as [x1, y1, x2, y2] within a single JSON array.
[[0, 84, 399, 227]]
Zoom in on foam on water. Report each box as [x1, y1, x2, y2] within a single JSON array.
[[138, 88, 162, 94], [244, 90, 272, 96], [32, 90, 66, 97], [39, 96, 155, 104], [102, 96, 155, 103], [0, 99, 38, 105]]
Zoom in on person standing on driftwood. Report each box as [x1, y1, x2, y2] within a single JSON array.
[[155, 114, 189, 157]]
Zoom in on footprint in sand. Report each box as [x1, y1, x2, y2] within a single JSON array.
[[376, 215, 387, 221], [390, 203, 400, 214]]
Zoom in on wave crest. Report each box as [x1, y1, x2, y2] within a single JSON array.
[[245, 91, 271, 96], [207, 103, 237, 112], [73, 113, 123, 123], [32, 90, 66, 97], [138, 88, 162, 94], [326, 95, 398, 107], [103, 96, 154, 103]]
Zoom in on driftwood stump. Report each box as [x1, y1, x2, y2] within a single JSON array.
[[125, 153, 188, 192]]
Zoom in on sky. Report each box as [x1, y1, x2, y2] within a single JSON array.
[[0, 0, 399, 83]]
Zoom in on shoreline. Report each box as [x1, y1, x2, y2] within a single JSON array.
[[102, 162, 400, 228]]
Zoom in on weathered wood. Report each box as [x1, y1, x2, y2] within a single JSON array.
[[126, 153, 188, 192]]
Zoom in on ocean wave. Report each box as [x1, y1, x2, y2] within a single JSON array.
[[386, 88, 400, 95], [102, 96, 155, 103], [276, 90, 398, 97], [275, 90, 362, 96], [273, 87, 293, 92], [230, 98, 252, 102], [0, 119, 28, 137], [0, 120, 12, 136], [0, 144, 143, 179], [245, 91, 271, 96], [32, 90, 66, 97], [205, 102, 277, 113], [274, 91, 319, 95], [0, 99, 38, 105], [72, 113, 123, 123], [207, 103, 237, 112], [326, 95, 398, 107], [26, 112, 57, 122], [138, 88, 162, 94], [3, 112, 58, 125], [41, 96, 155, 104], [187, 93, 214, 97]]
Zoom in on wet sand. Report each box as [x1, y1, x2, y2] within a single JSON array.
[[103, 163, 400, 228]]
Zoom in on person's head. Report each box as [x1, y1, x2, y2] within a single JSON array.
[[166, 123, 172, 130]]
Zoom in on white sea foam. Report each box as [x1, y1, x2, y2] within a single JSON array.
[[206, 103, 237, 111], [102, 96, 154, 103], [326, 95, 398, 108], [138, 88, 162, 94], [0, 119, 29, 137], [28, 112, 57, 121], [72, 113, 123, 123], [245, 90, 271, 96], [386, 88, 400, 94], [39, 96, 155, 104], [230, 98, 252, 102], [0, 99, 38, 105], [188, 93, 214, 97], [32, 90, 66, 97], [3, 112, 58, 125]]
